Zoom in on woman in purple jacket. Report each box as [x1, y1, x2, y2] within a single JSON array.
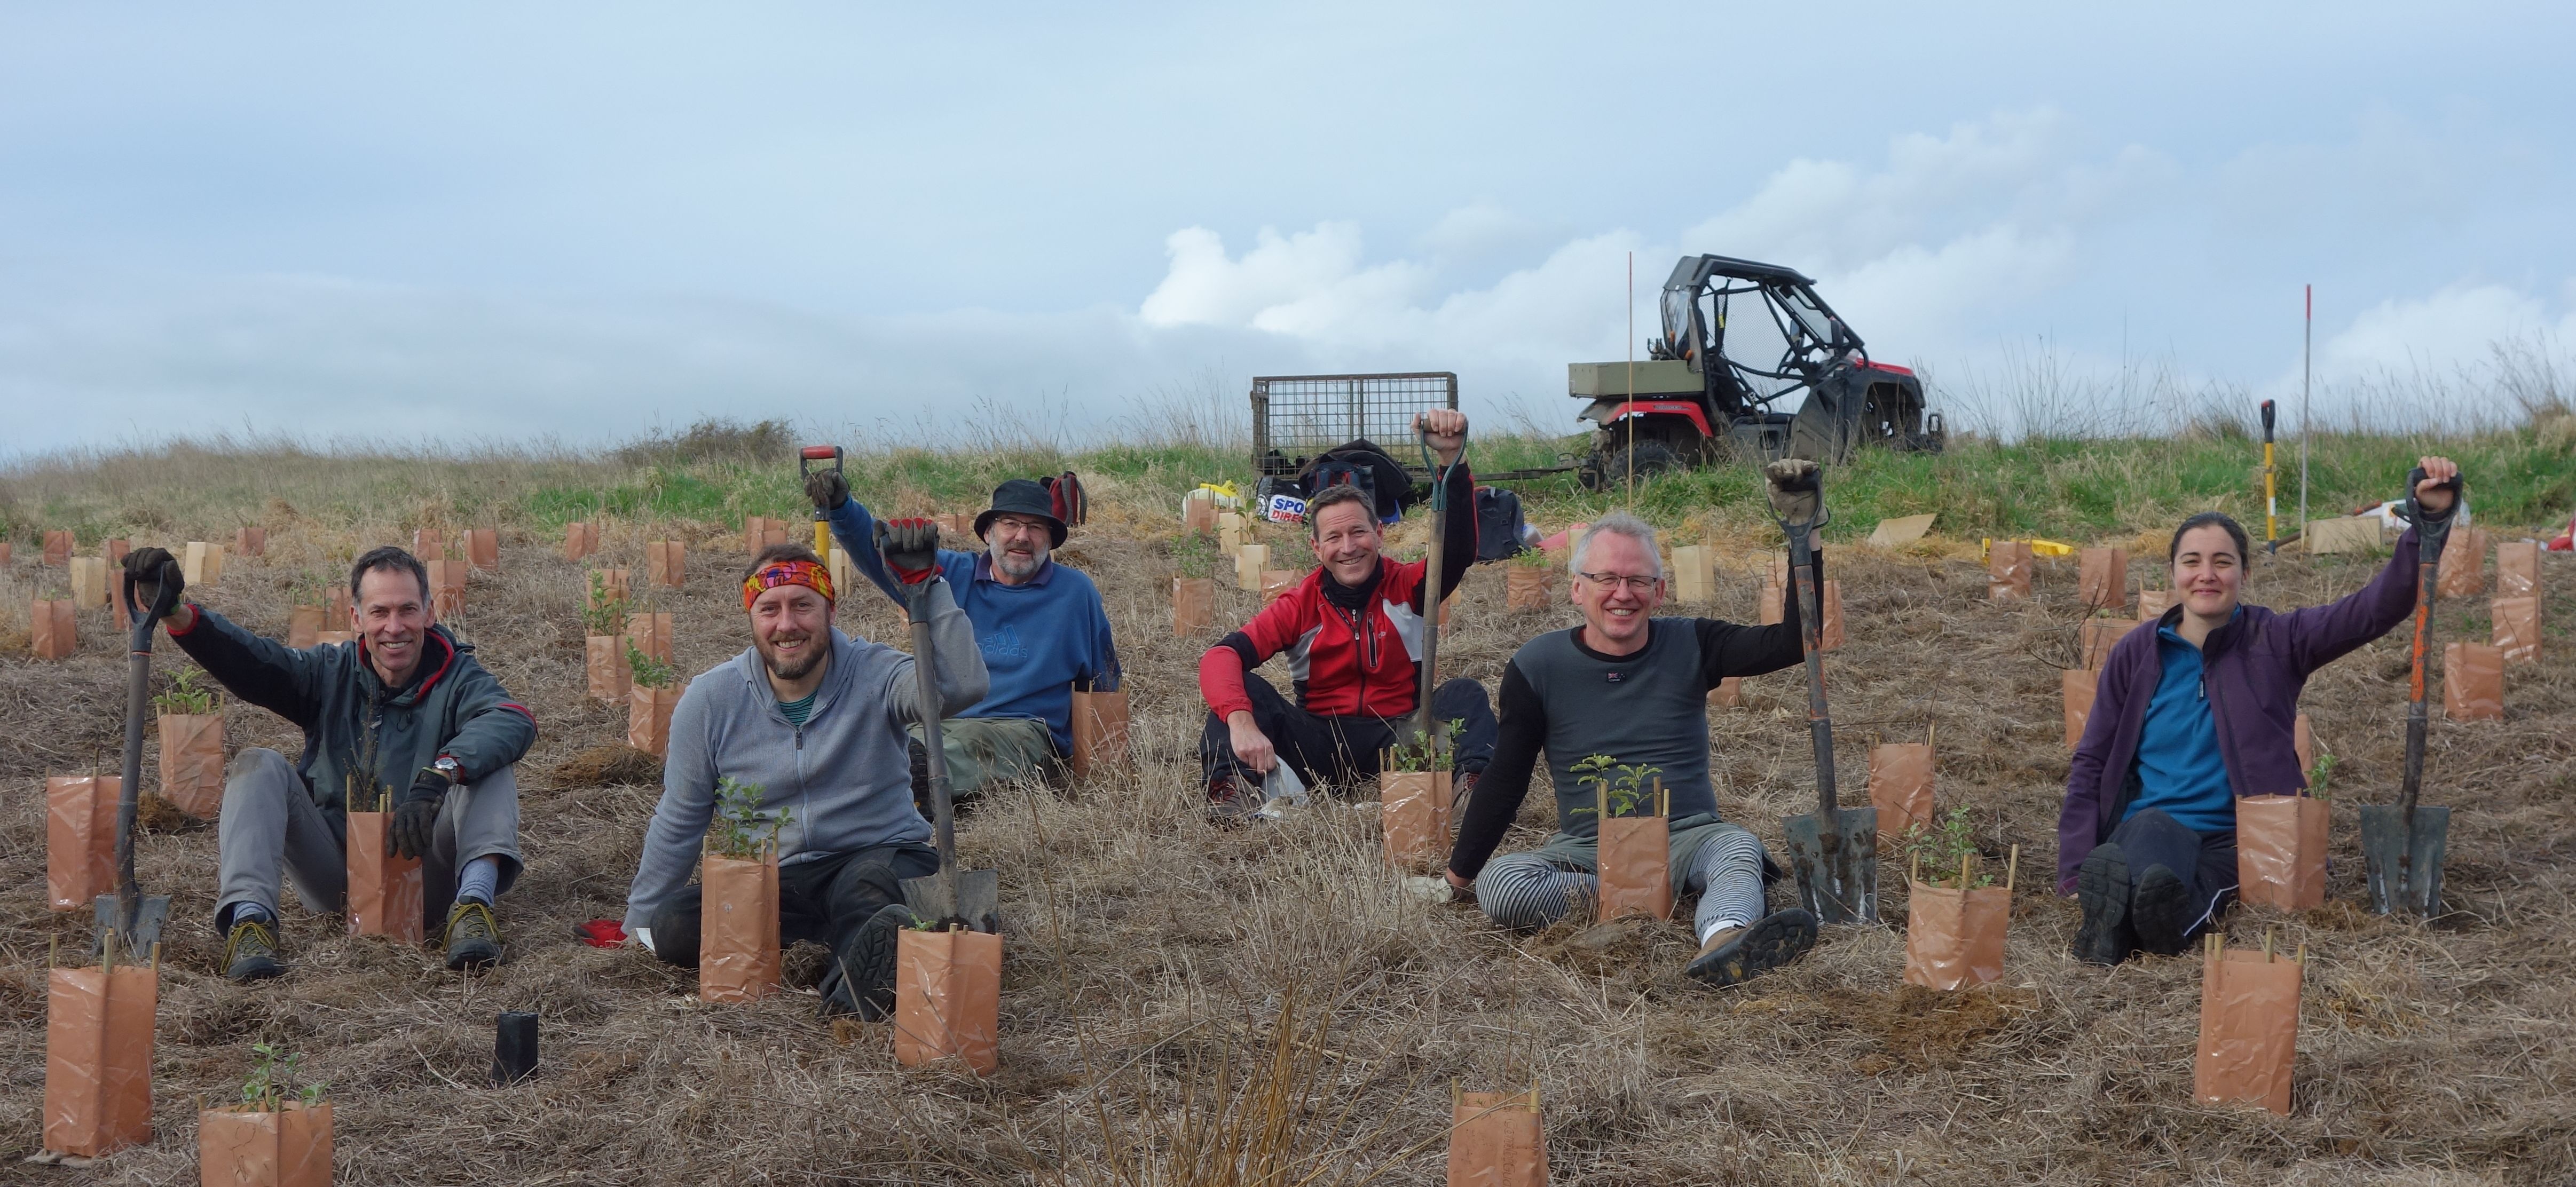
[[2061, 456, 2461, 965]]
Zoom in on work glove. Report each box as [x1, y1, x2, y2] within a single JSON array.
[[388, 769, 449, 860], [120, 546, 184, 617], [804, 469, 849, 511], [1762, 458, 1822, 524], [877, 518, 941, 585]]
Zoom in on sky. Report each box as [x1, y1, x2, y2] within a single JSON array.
[[3, 2, 2572, 457]]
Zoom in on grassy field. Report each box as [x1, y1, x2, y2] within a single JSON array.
[[1, 421, 2571, 1184]]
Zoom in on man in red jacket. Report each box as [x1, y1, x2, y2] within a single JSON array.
[[1198, 409, 1496, 817]]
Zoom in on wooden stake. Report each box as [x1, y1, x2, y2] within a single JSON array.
[[2294, 942, 2307, 966], [2005, 844, 2020, 892], [2263, 927, 2276, 962]]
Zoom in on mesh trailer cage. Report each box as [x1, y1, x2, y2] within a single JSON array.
[[1250, 372, 1459, 477]]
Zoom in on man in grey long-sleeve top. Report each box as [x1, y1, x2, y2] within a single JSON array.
[[623, 527, 988, 1018]]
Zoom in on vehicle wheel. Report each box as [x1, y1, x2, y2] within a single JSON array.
[[1591, 439, 1681, 492]]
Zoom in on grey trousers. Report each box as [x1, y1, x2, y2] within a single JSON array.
[[215, 747, 524, 932]]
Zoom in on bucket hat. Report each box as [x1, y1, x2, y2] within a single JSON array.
[[974, 479, 1068, 548]]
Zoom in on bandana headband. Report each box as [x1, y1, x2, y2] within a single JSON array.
[[742, 559, 835, 610]]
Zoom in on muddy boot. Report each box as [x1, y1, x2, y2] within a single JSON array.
[[2129, 865, 2192, 956], [2073, 843, 2134, 966], [444, 901, 503, 971], [1685, 908, 1818, 987]]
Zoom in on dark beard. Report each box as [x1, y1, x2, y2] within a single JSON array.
[[763, 639, 824, 682]]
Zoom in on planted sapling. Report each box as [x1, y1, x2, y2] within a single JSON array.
[[238, 1042, 327, 1112], [1569, 753, 1665, 820], [1383, 718, 1464, 774], [153, 667, 219, 716], [627, 641, 676, 690], [583, 571, 630, 636], [1171, 533, 1217, 581], [1902, 806, 2015, 890], [708, 775, 789, 859]]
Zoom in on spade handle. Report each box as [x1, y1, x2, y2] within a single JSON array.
[[1777, 510, 1837, 816]]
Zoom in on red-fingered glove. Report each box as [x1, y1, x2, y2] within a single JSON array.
[[877, 518, 941, 585]]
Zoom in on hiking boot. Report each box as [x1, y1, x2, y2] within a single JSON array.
[[1685, 908, 1818, 987], [2129, 865, 2192, 955], [2073, 843, 2134, 966], [223, 917, 287, 983], [444, 900, 503, 971], [823, 902, 919, 1020]]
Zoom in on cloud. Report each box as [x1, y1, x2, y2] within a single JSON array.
[[2317, 282, 2575, 377]]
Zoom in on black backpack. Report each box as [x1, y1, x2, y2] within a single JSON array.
[[1474, 487, 1527, 561], [1296, 440, 1413, 523]]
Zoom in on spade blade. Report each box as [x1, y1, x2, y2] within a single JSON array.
[[1782, 806, 1879, 925], [902, 867, 1001, 935], [2359, 803, 2449, 916], [91, 893, 171, 960]]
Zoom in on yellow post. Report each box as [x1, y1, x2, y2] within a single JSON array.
[[2260, 400, 2279, 554]]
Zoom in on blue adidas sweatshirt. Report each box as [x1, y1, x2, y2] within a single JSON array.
[[827, 497, 1121, 754]]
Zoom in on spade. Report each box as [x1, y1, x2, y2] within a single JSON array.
[[1774, 470, 1877, 924], [92, 560, 179, 956], [889, 523, 999, 934], [2361, 468, 2457, 916]]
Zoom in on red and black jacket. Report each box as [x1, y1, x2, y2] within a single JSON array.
[[1199, 465, 1477, 722]]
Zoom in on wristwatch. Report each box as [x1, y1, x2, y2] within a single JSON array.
[[431, 756, 462, 784]]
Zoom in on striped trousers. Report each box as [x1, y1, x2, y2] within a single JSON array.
[[1477, 824, 1769, 944]]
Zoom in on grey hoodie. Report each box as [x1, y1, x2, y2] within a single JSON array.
[[623, 579, 987, 931]]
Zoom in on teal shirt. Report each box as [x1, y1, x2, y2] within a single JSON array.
[[778, 691, 817, 727], [2123, 619, 2239, 833]]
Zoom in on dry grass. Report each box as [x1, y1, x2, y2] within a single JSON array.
[[2, 484, 2573, 1185]]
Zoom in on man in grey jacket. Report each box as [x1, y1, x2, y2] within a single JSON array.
[[125, 544, 536, 981], [623, 527, 988, 1018]]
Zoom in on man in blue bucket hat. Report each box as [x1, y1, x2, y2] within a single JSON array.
[[809, 473, 1122, 799]]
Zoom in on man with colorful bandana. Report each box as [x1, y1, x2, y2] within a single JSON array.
[[806, 473, 1120, 800], [623, 528, 989, 1018]]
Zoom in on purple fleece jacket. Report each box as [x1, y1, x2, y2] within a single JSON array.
[[2056, 527, 2428, 893]]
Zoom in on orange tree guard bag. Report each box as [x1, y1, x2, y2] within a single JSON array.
[[563, 521, 599, 561], [2062, 668, 2097, 748], [1868, 742, 1935, 846], [894, 927, 1003, 1074], [0, 541, 12, 565], [626, 612, 675, 664], [1902, 882, 2009, 991], [2078, 547, 2128, 612], [2235, 795, 2328, 911], [629, 685, 680, 758], [647, 540, 685, 588], [1070, 689, 1130, 778], [1447, 1088, 1547, 1187], [2496, 540, 2540, 598], [588, 568, 631, 628], [1504, 566, 1554, 612], [1378, 771, 1452, 870], [69, 556, 107, 609], [2137, 588, 2174, 621], [428, 559, 467, 616], [43, 961, 156, 1157], [2493, 595, 2540, 665], [1988, 541, 2033, 601], [1596, 813, 1673, 922], [464, 528, 499, 571], [346, 808, 426, 943], [233, 526, 267, 558], [411, 528, 445, 560], [47, 775, 119, 911], [198, 1101, 332, 1187], [1259, 568, 1299, 603], [104, 537, 130, 565], [1708, 677, 1743, 709], [701, 850, 781, 1003], [159, 713, 227, 819], [586, 636, 632, 703], [44, 528, 73, 566], [32, 598, 77, 660], [2436, 526, 2487, 598], [2194, 941, 2303, 1115], [2443, 642, 2503, 722], [1171, 577, 1214, 637], [287, 605, 324, 650]]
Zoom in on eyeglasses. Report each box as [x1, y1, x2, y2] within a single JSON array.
[[1575, 571, 1661, 594]]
